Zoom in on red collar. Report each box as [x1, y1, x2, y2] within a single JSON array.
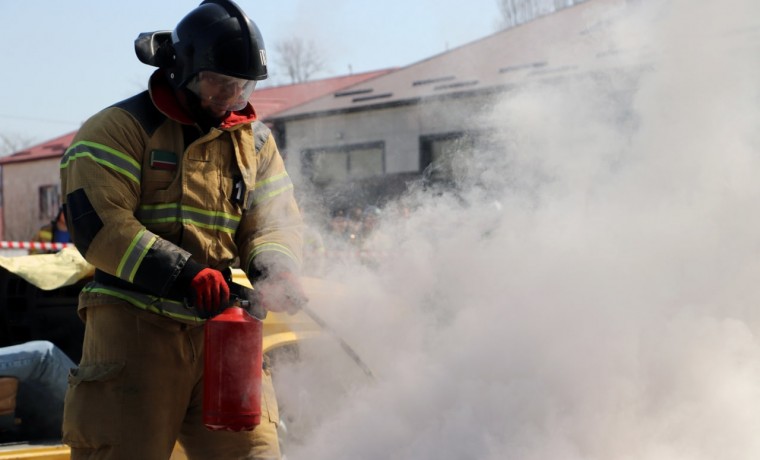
[[148, 70, 258, 128]]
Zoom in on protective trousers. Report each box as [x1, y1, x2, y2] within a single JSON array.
[[62, 296, 281, 460]]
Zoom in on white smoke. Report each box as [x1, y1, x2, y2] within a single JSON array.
[[278, 1, 760, 459]]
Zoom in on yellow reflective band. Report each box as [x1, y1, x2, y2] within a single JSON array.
[[254, 171, 289, 188], [61, 141, 141, 184], [116, 229, 158, 282], [82, 285, 204, 325], [246, 242, 299, 272], [137, 204, 241, 233], [251, 172, 294, 206], [253, 184, 294, 206]]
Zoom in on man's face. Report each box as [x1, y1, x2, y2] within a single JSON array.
[[188, 71, 257, 118]]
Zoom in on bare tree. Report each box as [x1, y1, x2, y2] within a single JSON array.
[[274, 37, 327, 84], [0, 132, 35, 157], [497, 0, 588, 29]]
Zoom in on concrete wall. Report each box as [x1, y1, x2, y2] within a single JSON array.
[[281, 94, 496, 185], [2, 158, 61, 241]]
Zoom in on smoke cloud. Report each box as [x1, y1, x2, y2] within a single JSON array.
[[278, 1, 760, 459]]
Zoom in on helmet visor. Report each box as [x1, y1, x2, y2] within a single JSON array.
[[186, 71, 257, 113]]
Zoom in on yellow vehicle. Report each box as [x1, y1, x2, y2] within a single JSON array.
[[0, 249, 339, 459]]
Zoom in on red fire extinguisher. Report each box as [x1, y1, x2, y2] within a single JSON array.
[[203, 304, 263, 431]]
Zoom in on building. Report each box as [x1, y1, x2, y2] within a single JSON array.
[[0, 132, 76, 241], [269, 0, 633, 212]]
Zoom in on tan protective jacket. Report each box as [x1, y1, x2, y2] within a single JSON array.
[[60, 71, 302, 324]]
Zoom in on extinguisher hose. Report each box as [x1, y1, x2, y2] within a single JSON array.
[[300, 304, 375, 380]]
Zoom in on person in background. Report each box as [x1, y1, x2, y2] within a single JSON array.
[[359, 205, 382, 240], [356, 205, 389, 266], [58, 1, 305, 458], [29, 206, 70, 254], [328, 209, 348, 239], [0, 340, 75, 441], [323, 209, 355, 263], [346, 206, 364, 242]]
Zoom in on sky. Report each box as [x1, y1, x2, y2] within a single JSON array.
[[0, 0, 501, 148]]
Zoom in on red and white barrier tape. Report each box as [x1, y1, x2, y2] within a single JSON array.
[[0, 241, 73, 250]]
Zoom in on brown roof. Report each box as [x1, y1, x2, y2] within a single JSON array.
[[0, 131, 77, 165], [252, 69, 395, 120]]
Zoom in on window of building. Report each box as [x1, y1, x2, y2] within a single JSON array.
[[303, 142, 385, 186], [420, 132, 477, 183], [39, 184, 60, 220]]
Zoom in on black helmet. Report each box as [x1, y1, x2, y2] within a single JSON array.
[[135, 0, 267, 88]]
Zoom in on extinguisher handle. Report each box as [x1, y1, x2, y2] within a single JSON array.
[[236, 296, 267, 321], [220, 268, 268, 320], [226, 284, 267, 321]]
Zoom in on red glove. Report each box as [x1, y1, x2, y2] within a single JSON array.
[[256, 272, 308, 315], [190, 268, 230, 317]]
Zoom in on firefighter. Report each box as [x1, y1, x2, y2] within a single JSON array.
[[59, 1, 306, 458]]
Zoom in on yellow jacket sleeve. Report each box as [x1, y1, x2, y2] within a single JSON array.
[[236, 126, 303, 280]]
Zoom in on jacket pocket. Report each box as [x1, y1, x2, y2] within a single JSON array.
[[62, 362, 125, 449]]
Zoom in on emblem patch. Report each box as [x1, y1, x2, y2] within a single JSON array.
[[150, 150, 178, 171]]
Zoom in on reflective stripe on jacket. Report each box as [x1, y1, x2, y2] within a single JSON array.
[[60, 70, 303, 323], [82, 281, 202, 324]]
